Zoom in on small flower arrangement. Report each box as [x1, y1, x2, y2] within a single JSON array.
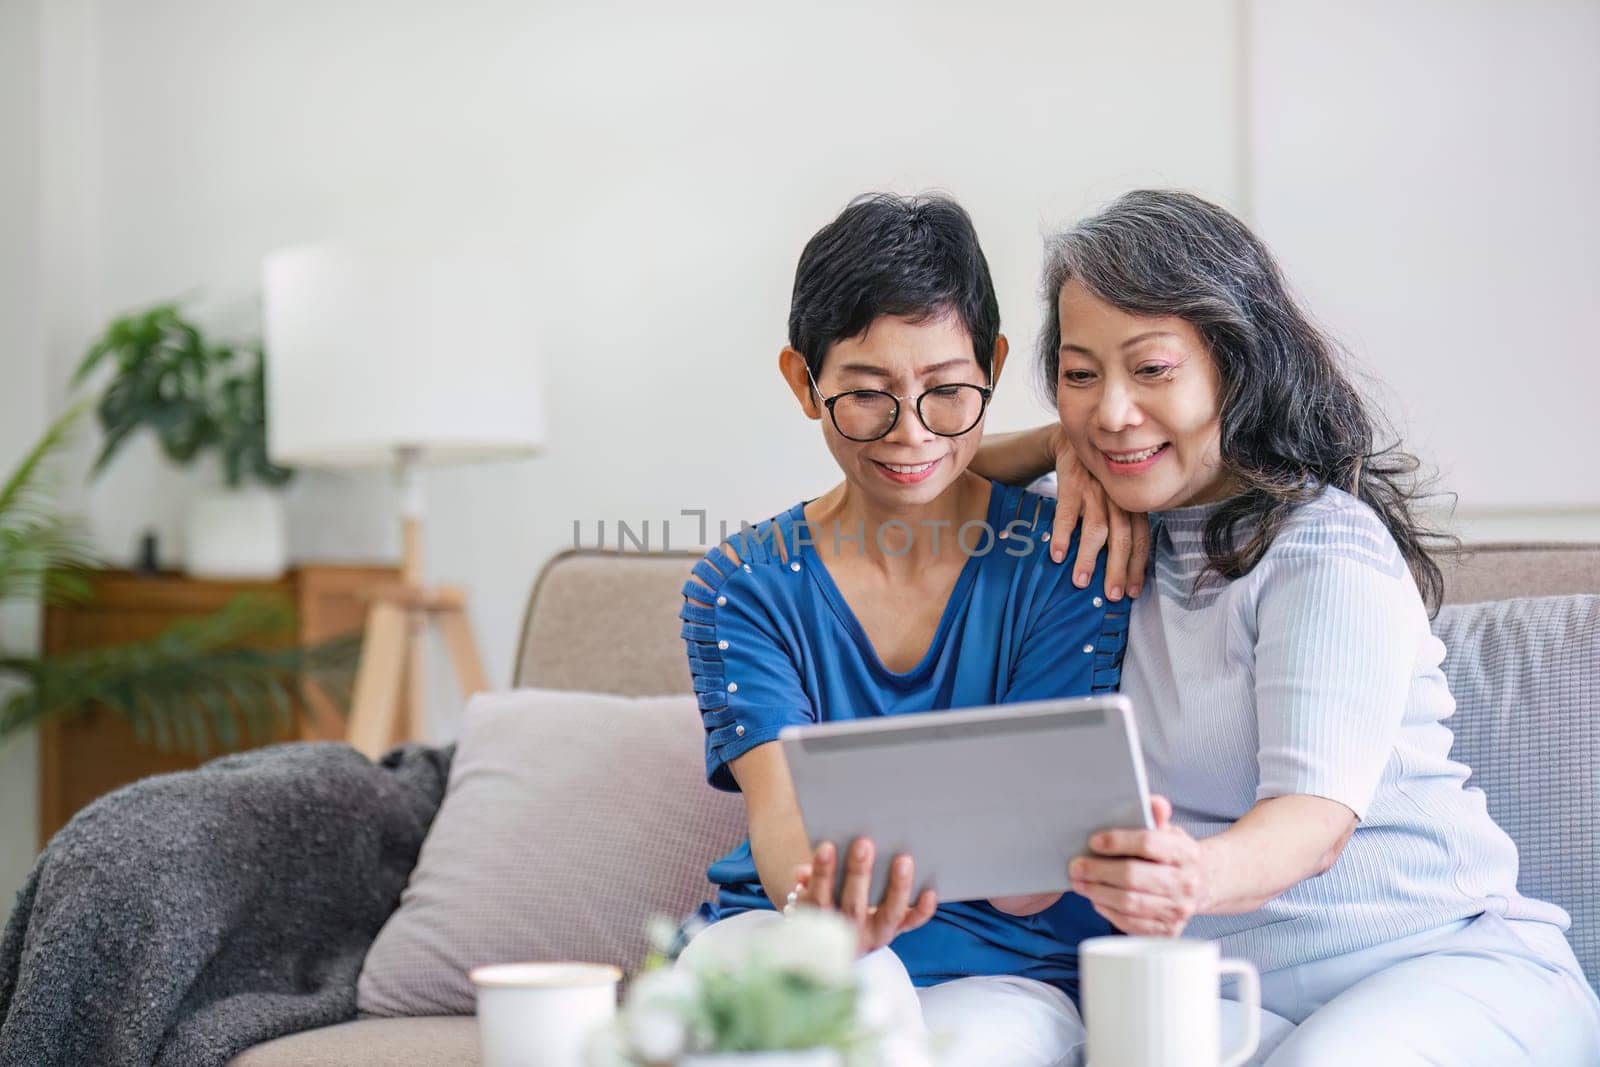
[[589, 910, 879, 1066]]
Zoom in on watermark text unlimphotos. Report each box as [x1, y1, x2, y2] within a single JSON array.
[[571, 510, 1044, 559]]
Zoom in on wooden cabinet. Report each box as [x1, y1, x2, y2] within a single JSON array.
[[37, 563, 398, 845]]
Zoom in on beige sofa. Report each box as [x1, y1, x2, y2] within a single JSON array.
[[232, 543, 1600, 1066]]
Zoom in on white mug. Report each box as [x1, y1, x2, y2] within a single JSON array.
[[1081, 937, 1260, 1067], [470, 961, 622, 1067]]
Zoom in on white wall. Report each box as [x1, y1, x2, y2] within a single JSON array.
[[4, 0, 1247, 900], [7, 1, 1592, 903], [0, 0, 107, 907], [0, 0, 47, 908], [1247, 0, 1600, 538], [71, 0, 1246, 739]]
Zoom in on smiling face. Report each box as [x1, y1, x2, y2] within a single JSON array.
[[782, 312, 1005, 512], [1054, 277, 1231, 513]]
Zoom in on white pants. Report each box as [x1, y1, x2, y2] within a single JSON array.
[[678, 910, 1085, 1067], [1227, 913, 1600, 1067], [683, 912, 1600, 1066]]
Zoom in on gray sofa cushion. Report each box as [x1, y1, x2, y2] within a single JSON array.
[[1433, 594, 1600, 991], [356, 689, 746, 1017], [226, 1017, 477, 1066]]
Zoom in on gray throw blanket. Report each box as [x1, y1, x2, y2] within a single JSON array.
[[0, 740, 452, 1067]]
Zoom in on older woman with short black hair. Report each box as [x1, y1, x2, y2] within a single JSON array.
[[675, 193, 1127, 1066]]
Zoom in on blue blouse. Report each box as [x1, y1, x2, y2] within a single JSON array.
[[679, 481, 1127, 994]]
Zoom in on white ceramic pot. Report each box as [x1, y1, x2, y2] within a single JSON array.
[[184, 485, 288, 579], [1081, 936, 1260, 1067], [678, 1052, 843, 1067], [472, 962, 622, 1067]]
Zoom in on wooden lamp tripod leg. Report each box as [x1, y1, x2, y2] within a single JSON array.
[[345, 592, 490, 760], [344, 451, 493, 759], [438, 603, 490, 700], [399, 607, 430, 747], [346, 596, 410, 760], [345, 450, 434, 759]]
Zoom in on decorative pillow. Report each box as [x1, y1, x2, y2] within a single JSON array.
[[357, 689, 747, 1016], [1432, 594, 1600, 991]]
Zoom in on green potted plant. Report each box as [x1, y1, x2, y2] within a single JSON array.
[[590, 911, 890, 1067], [0, 406, 358, 752], [75, 302, 294, 579]]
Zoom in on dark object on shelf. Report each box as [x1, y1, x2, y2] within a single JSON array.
[[137, 531, 160, 575]]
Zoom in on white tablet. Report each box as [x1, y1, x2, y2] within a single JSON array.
[[778, 695, 1152, 904]]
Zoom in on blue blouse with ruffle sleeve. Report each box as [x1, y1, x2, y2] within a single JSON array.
[[679, 480, 1126, 995]]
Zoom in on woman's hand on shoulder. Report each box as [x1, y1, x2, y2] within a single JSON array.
[[790, 837, 938, 956], [1046, 423, 1150, 601], [1068, 796, 1207, 937]]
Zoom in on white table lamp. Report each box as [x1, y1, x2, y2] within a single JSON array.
[[264, 242, 544, 757]]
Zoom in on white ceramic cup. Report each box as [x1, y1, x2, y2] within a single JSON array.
[[470, 962, 622, 1067], [1081, 936, 1260, 1067]]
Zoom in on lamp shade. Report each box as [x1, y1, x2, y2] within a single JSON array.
[[263, 242, 545, 468]]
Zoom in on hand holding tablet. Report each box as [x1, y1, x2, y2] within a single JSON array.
[[785, 836, 940, 955], [778, 695, 1153, 906]]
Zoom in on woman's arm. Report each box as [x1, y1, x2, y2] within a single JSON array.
[[1073, 537, 1419, 935], [1068, 794, 1355, 935], [1193, 795, 1356, 913], [967, 425, 1059, 485], [684, 543, 936, 953], [726, 742, 819, 910], [970, 423, 1150, 599], [731, 742, 938, 954]]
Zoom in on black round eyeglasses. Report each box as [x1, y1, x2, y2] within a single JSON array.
[[807, 372, 993, 443]]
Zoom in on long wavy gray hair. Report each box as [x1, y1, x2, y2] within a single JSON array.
[[1037, 189, 1451, 612]]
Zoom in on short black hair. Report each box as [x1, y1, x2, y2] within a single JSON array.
[[787, 193, 1000, 378]]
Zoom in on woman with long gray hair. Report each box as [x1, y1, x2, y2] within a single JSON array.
[[977, 189, 1600, 1063]]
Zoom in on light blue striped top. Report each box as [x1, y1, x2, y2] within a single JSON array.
[[1124, 486, 1568, 972]]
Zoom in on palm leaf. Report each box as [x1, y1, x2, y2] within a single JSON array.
[[0, 517, 99, 604], [0, 403, 99, 606], [0, 593, 363, 755], [0, 403, 80, 515]]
